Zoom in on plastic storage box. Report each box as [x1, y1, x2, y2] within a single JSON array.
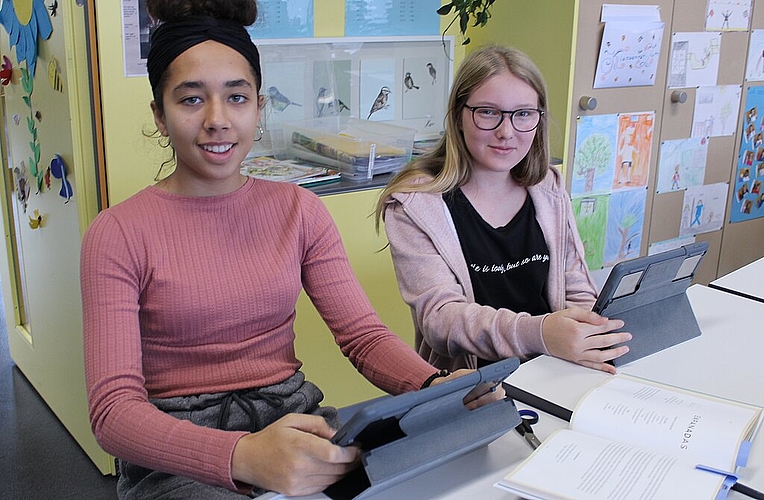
[[281, 117, 416, 181]]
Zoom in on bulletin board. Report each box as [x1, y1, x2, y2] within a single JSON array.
[[252, 36, 454, 156]]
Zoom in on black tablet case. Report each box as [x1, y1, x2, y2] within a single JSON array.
[[593, 242, 708, 367], [324, 358, 522, 500]]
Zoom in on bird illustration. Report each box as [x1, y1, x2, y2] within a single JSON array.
[[316, 87, 335, 117], [427, 62, 437, 84], [267, 86, 302, 112], [404, 72, 419, 92], [336, 98, 350, 113], [367, 86, 390, 119]]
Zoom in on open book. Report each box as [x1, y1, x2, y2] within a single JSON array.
[[496, 375, 762, 500]]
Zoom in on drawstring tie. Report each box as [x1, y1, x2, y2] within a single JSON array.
[[200, 389, 286, 432]]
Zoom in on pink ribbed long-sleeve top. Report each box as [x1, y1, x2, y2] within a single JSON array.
[[80, 177, 435, 491]]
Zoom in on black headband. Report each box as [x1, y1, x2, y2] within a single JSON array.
[[147, 15, 262, 97]]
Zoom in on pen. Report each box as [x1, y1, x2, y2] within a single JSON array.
[[733, 481, 764, 500]]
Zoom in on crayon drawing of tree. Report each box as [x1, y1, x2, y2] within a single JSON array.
[[572, 195, 607, 270], [615, 213, 639, 262], [604, 189, 646, 266], [575, 133, 612, 193]]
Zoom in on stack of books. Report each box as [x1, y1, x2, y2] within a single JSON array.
[[240, 156, 341, 187]]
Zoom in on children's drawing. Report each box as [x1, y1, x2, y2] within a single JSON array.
[[603, 188, 646, 266], [668, 32, 721, 88], [656, 137, 709, 193], [692, 85, 742, 138], [731, 86, 764, 222], [745, 30, 764, 82], [594, 21, 664, 89], [360, 58, 395, 121], [572, 194, 609, 271], [705, 0, 752, 31], [680, 182, 727, 236], [614, 112, 653, 190], [572, 114, 617, 197]]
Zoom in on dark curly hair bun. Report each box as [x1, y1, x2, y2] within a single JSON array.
[[146, 0, 258, 27]]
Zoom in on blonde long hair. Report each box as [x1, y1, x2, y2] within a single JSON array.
[[374, 45, 550, 230]]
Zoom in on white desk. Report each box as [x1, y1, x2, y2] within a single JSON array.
[[506, 284, 764, 499], [710, 256, 764, 303], [275, 285, 764, 499]]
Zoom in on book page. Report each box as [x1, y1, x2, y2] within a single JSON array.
[[496, 429, 727, 500], [571, 375, 761, 471]]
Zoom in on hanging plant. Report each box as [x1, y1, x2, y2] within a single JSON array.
[[437, 0, 496, 47]]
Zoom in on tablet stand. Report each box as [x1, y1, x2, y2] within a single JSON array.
[[324, 391, 520, 500], [606, 264, 702, 367]]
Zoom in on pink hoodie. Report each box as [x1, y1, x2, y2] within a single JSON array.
[[383, 167, 597, 371]]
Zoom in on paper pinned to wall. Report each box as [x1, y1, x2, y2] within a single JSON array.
[[691, 84, 742, 138], [745, 30, 764, 82], [679, 182, 728, 237], [594, 5, 664, 89], [668, 32, 722, 89], [705, 0, 752, 31]]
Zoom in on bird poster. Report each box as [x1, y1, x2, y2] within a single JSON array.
[[360, 58, 395, 121], [262, 60, 307, 125], [313, 59, 351, 118], [401, 57, 442, 128]]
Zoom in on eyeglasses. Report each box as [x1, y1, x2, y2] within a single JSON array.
[[464, 105, 544, 132]]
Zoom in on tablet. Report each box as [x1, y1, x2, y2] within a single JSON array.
[[331, 357, 520, 448], [593, 242, 708, 366]]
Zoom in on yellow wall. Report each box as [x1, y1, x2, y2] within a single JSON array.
[[467, 1, 576, 160], [294, 188, 416, 407]]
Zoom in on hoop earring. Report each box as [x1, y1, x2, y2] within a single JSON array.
[[254, 126, 264, 142]]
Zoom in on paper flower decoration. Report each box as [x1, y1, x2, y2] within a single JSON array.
[[0, 0, 53, 76], [0, 55, 13, 85]]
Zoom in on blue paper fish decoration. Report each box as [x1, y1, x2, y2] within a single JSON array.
[[49, 154, 73, 202]]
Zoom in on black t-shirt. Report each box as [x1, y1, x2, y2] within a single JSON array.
[[444, 188, 552, 317]]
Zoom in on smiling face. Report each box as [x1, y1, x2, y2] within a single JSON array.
[[460, 71, 539, 179], [151, 40, 262, 196]]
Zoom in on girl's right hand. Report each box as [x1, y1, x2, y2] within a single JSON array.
[[541, 308, 632, 374], [231, 413, 360, 496]]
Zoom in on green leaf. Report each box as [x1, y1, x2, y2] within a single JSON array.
[[26, 117, 34, 131], [28, 157, 38, 177], [437, 3, 454, 15], [22, 96, 30, 108], [459, 12, 469, 33], [462, 37, 471, 45]]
